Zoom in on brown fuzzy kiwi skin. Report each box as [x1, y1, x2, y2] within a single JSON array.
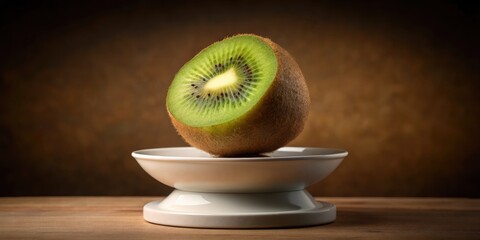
[[168, 34, 310, 156]]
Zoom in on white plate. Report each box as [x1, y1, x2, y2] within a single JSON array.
[[132, 147, 348, 193], [143, 190, 337, 229], [132, 147, 348, 228]]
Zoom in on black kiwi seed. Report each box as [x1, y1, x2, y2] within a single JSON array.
[[208, 93, 211, 97], [191, 84, 195, 86], [191, 93, 194, 96], [196, 95, 200, 98], [202, 78, 206, 81]]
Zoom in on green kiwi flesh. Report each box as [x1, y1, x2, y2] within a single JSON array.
[[167, 35, 278, 127]]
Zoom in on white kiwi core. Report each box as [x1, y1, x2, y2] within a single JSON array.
[[204, 68, 239, 92]]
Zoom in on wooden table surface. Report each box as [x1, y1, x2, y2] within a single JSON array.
[[0, 197, 479, 239]]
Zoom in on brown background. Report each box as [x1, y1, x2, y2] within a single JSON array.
[[0, 0, 479, 197]]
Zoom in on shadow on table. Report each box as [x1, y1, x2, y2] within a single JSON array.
[[332, 209, 380, 227]]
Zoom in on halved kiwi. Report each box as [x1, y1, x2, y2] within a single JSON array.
[[167, 34, 310, 156]]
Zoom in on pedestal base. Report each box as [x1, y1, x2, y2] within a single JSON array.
[[144, 190, 336, 228]]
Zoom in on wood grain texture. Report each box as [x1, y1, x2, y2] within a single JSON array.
[[0, 197, 479, 239]]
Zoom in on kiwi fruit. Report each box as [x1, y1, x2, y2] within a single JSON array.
[[166, 34, 310, 156]]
